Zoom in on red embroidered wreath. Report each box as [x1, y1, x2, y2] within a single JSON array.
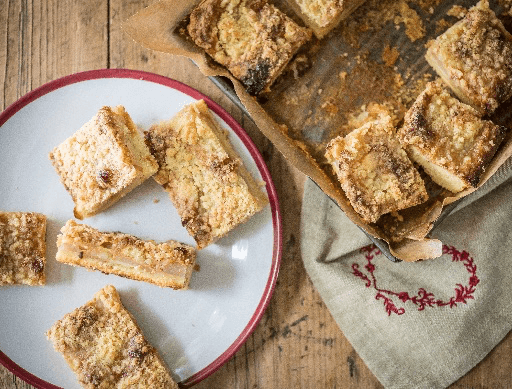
[[352, 244, 479, 316]]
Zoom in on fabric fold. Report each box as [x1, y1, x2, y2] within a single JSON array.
[[300, 157, 512, 389]]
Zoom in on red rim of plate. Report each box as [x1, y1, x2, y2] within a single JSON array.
[[0, 68, 282, 389]]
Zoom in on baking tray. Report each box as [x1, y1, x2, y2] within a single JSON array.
[[124, 0, 512, 261]]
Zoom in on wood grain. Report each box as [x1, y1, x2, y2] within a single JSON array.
[[1, 1, 511, 388]]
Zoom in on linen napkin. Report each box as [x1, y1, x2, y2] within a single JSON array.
[[300, 157, 512, 389]]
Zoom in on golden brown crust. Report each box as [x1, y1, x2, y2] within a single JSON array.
[[325, 115, 428, 224], [49, 106, 158, 219], [145, 99, 268, 249], [425, 0, 512, 115], [285, 0, 366, 38], [56, 220, 196, 289], [187, 0, 311, 95], [398, 80, 508, 192], [46, 285, 179, 389], [0, 211, 46, 286]]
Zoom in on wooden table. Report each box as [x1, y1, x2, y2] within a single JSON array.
[[1, 1, 511, 388]]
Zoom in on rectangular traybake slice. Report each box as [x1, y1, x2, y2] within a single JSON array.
[[398, 80, 508, 193], [46, 284, 178, 389], [56, 220, 196, 289], [0, 211, 46, 286], [144, 99, 268, 249], [187, 0, 311, 95], [425, 0, 512, 115], [325, 115, 428, 223], [49, 106, 158, 219]]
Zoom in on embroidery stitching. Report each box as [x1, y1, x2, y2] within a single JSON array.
[[352, 244, 479, 316]]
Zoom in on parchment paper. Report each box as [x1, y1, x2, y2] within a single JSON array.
[[123, 0, 512, 261]]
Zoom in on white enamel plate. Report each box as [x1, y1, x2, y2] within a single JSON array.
[[0, 69, 281, 388]]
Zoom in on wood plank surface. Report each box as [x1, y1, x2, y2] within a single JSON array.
[[1, 1, 511, 388]]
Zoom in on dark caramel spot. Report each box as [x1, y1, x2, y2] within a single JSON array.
[[119, 236, 136, 246], [144, 131, 168, 163], [174, 246, 189, 255], [100, 241, 113, 249], [144, 132, 157, 155], [210, 157, 237, 177], [181, 217, 192, 227], [464, 170, 481, 188], [193, 228, 209, 242], [241, 61, 271, 95], [410, 111, 434, 140], [30, 257, 44, 274], [98, 169, 112, 185], [188, 0, 223, 49], [128, 348, 146, 359], [410, 111, 427, 131], [246, 0, 265, 12], [127, 334, 150, 361], [75, 306, 98, 334]]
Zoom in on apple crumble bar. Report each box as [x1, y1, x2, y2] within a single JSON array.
[[144, 99, 268, 249], [325, 115, 428, 223], [46, 285, 178, 389], [398, 81, 508, 193], [0, 211, 46, 286], [425, 0, 512, 115], [49, 106, 158, 219], [285, 0, 366, 38], [187, 0, 311, 95], [56, 220, 196, 289]]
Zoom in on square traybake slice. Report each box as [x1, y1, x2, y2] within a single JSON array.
[[325, 115, 428, 224], [46, 285, 178, 389], [425, 0, 512, 115], [285, 0, 366, 39], [187, 0, 311, 95], [144, 99, 268, 249], [49, 106, 158, 219], [0, 211, 46, 286], [398, 81, 508, 193], [56, 220, 196, 289]]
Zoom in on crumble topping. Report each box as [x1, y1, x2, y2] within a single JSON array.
[[46, 285, 178, 388], [0, 211, 46, 286], [399, 80, 508, 191], [188, 0, 311, 94], [326, 115, 428, 223], [56, 220, 196, 289], [426, 0, 512, 114], [145, 100, 268, 249], [49, 106, 158, 219]]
